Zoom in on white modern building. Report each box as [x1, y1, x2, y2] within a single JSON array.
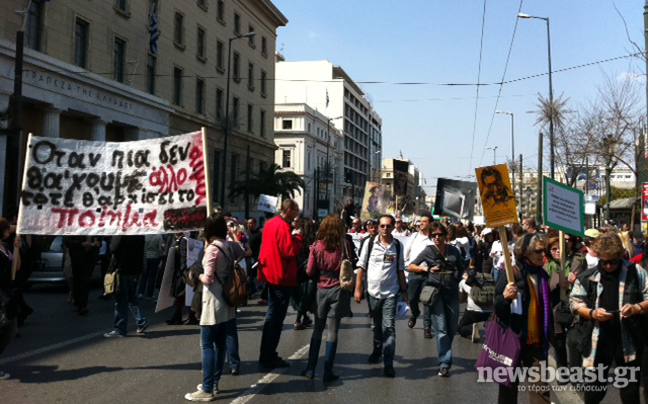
[[274, 103, 343, 217], [274, 60, 382, 207]]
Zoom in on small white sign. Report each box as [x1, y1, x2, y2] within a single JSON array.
[[257, 194, 278, 213], [584, 202, 596, 216]]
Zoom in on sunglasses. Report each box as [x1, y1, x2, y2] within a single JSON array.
[[431, 233, 445, 238], [532, 249, 545, 254], [600, 259, 620, 267], [379, 224, 392, 229], [550, 247, 560, 252]]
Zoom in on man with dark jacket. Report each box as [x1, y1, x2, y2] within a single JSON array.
[[257, 199, 302, 368], [104, 235, 148, 337]]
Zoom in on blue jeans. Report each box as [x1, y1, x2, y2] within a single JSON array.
[[226, 317, 240, 371], [137, 258, 160, 298], [200, 321, 229, 393], [430, 289, 460, 369], [368, 295, 397, 366], [113, 275, 147, 335], [407, 273, 433, 330], [259, 284, 292, 362]]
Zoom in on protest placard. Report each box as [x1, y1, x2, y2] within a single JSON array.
[[16, 131, 208, 235], [543, 177, 585, 237], [258, 194, 278, 213], [475, 164, 519, 228]]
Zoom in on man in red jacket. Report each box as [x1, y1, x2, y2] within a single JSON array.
[[257, 199, 303, 368]]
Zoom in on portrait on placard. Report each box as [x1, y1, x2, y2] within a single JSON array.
[[475, 164, 518, 227]]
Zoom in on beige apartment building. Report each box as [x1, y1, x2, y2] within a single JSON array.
[[0, 0, 287, 218]]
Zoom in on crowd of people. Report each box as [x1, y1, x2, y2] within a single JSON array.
[[2, 199, 648, 404]]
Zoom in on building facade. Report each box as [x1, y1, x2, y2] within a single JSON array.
[[274, 103, 343, 218], [0, 0, 287, 218], [274, 60, 382, 207]]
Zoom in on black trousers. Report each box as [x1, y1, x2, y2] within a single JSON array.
[[458, 310, 490, 337]]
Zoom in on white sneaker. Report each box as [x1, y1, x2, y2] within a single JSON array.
[[184, 390, 215, 402], [471, 323, 480, 343], [196, 384, 219, 394], [0, 371, 10, 380], [103, 330, 125, 338]]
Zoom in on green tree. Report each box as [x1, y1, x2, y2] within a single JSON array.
[[229, 163, 305, 201]]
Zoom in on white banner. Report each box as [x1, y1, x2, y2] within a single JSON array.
[[17, 131, 208, 235], [258, 194, 278, 213]]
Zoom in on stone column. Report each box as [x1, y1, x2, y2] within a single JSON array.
[[43, 107, 61, 138], [90, 119, 106, 142]]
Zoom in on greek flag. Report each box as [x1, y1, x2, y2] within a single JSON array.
[[149, 3, 160, 55]]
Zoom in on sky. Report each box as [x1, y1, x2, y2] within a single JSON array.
[[271, 0, 647, 194]]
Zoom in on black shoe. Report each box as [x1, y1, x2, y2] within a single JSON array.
[[231, 369, 239, 376], [438, 368, 450, 377], [368, 352, 382, 364], [166, 314, 182, 325], [259, 358, 290, 369], [407, 315, 417, 329], [183, 316, 199, 325], [323, 372, 339, 382], [384, 365, 396, 378], [423, 329, 434, 339]]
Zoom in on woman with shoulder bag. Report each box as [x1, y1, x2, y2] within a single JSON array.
[[185, 214, 245, 402], [408, 222, 465, 377], [301, 214, 353, 382], [494, 232, 552, 404]]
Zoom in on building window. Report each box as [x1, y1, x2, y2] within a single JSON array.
[[232, 52, 240, 81], [248, 25, 255, 45], [197, 0, 207, 9], [230, 154, 239, 203], [307, 151, 311, 170], [74, 18, 89, 68], [247, 62, 254, 90], [216, 40, 224, 70], [113, 37, 126, 82], [196, 78, 205, 114], [217, 0, 225, 22], [115, 0, 127, 11], [247, 104, 253, 133], [26, 0, 43, 51], [234, 12, 241, 34], [260, 70, 267, 96], [216, 88, 223, 120], [197, 26, 206, 59], [232, 97, 239, 127], [282, 149, 291, 168], [173, 12, 184, 45], [260, 110, 266, 138], [173, 67, 183, 105], [146, 54, 156, 94], [282, 120, 293, 130], [261, 36, 268, 55]]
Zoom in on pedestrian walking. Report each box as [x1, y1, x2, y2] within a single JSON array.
[[185, 214, 246, 401], [408, 222, 465, 377], [355, 214, 408, 378], [301, 214, 352, 381], [138, 234, 164, 300], [103, 235, 148, 338], [0, 218, 20, 380], [404, 213, 434, 338], [257, 199, 303, 368], [64, 235, 100, 315]]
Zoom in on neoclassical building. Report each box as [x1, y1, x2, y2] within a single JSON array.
[[0, 0, 287, 219]]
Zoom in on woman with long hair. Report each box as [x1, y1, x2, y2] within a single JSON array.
[[301, 214, 352, 382], [185, 214, 246, 402]]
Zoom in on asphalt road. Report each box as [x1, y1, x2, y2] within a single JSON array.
[[0, 285, 622, 404]]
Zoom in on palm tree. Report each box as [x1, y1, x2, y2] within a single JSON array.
[[229, 163, 305, 201]]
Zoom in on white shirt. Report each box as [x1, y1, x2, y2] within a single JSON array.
[[358, 237, 404, 299], [392, 228, 411, 237], [404, 231, 434, 266], [586, 253, 599, 270], [459, 279, 488, 312]]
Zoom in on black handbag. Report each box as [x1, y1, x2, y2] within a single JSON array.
[[553, 302, 574, 325]]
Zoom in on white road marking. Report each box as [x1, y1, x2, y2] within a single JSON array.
[[229, 344, 310, 404], [0, 331, 106, 366]]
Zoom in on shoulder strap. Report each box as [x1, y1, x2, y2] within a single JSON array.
[[363, 235, 376, 270], [395, 239, 402, 270], [212, 243, 234, 286]]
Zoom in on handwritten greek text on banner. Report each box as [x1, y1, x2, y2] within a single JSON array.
[[17, 131, 207, 235]]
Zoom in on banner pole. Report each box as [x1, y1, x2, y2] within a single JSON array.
[[12, 132, 32, 280], [558, 230, 567, 303], [201, 127, 213, 216], [498, 226, 514, 283]]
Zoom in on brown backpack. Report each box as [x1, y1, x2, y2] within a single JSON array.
[[214, 244, 248, 307]]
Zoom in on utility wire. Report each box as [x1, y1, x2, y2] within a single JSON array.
[[468, 0, 489, 179]]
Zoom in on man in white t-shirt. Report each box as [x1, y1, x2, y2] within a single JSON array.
[[458, 276, 492, 343], [355, 215, 408, 378], [404, 214, 435, 338], [392, 218, 411, 237]]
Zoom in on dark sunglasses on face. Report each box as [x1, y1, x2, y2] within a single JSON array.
[[550, 247, 560, 252], [600, 259, 620, 267], [431, 233, 445, 238], [379, 224, 392, 229], [532, 249, 545, 254]]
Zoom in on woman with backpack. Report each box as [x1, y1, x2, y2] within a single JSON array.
[[570, 232, 648, 404], [185, 214, 246, 402], [301, 214, 353, 382]]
